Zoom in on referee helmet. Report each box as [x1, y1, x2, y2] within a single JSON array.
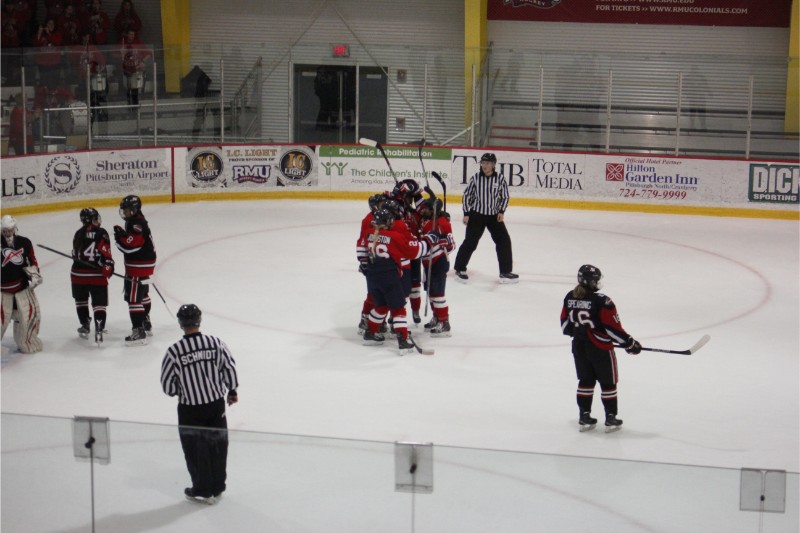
[[177, 304, 202, 328]]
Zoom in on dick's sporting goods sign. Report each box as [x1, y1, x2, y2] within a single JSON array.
[[748, 164, 799, 204]]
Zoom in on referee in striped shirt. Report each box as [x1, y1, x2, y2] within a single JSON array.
[[161, 303, 239, 505], [453, 153, 519, 283]]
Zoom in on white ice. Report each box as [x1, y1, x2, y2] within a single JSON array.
[[2, 200, 798, 532]]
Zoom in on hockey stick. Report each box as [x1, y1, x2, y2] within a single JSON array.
[[359, 137, 399, 184], [38, 244, 150, 285], [409, 334, 434, 356], [38, 243, 171, 313], [416, 138, 431, 190], [431, 171, 447, 213], [620, 334, 711, 356]]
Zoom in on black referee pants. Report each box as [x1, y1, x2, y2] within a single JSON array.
[[177, 398, 228, 497], [453, 212, 513, 274]]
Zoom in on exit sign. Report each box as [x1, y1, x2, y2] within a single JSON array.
[[332, 44, 350, 57]]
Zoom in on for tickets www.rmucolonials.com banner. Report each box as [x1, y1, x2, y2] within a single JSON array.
[[488, 0, 792, 27]]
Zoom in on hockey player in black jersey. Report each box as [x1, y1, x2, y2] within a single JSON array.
[[560, 264, 641, 432]]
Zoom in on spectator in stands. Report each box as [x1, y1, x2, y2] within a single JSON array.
[[2, 1, 23, 84], [70, 30, 107, 120], [119, 28, 150, 110], [83, 0, 109, 45], [114, 0, 141, 41], [33, 17, 64, 88], [9, 93, 39, 155], [11, 0, 34, 46], [45, 0, 67, 21], [57, 3, 82, 46]]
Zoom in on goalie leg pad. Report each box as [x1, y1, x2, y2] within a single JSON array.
[[12, 289, 43, 353], [1, 292, 14, 339]]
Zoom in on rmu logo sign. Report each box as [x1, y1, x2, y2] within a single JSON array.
[[748, 164, 799, 204]]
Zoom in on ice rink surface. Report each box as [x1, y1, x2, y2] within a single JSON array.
[[1, 199, 798, 531]]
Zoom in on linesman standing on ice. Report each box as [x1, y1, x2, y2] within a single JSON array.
[[453, 153, 518, 284], [160, 304, 239, 505]]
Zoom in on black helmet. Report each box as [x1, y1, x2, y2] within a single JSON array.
[[368, 194, 384, 212], [177, 304, 202, 328], [416, 197, 443, 218], [480, 153, 497, 164], [381, 198, 403, 218], [79, 207, 101, 225], [372, 208, 395, 228], [577, 264, 602, 291], [119, 195, 141, 219]]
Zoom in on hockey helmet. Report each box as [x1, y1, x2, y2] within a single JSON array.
[[480, 153, 497, 164], [372, 208, 395, 228], [177, 304, 202, 328], [416, 197, 443, 219], [1, 214, 17, 246], [381, 198, 403, 218], [80, 207, 101, 226], [392, 179, 422, 204], [119, 194, 141, 219], [577, 264, 603, 291], [368, 194, 384, 213]]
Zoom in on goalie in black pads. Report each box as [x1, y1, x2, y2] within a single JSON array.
[[560, 265, 641, 432]]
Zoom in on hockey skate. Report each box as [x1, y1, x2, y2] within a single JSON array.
[[357, 314, 368, 336], [143, 315, 153, 337], [429, 320, 451, 338], [77, 323, 91, 339], [455, 270, 468, 282], [397, 335, 415, 356], [579, 412, 597, 432], [604, 414, 623, 433], [412, 310, 421, 325], [94, 320, 106, 345], [125, 327, 148, 347], [362, 331, 385, 346], [499, 272, 519, 284], [423, 317, 438, 330], [184, 487, 216, 506]]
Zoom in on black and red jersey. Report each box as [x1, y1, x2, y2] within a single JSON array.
[[1, 235, 38, 294], [71, 223, 114, 286], [560, 290, 633, 351], [115, 214, 156, 277]]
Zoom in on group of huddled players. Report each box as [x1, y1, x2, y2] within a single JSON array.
[[356, 179, 455, 355]]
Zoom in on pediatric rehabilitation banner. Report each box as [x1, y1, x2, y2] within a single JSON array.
[[487, 0, 793, 27]]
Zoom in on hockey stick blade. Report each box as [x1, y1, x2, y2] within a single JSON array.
[[358, 137, 378, 147], [410, 337, 434, 356]]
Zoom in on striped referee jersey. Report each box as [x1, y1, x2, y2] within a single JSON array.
[[160, 332, 239, 405], [461, 171, 510, 216]]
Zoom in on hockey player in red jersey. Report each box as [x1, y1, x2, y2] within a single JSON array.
[[356, 194, 386, 335], [418, 197, 455, 337], [560, 264, 641, 432], [71, 208, 114, 344], [114, 194, 156, 346], [1, 215, 43, 353], [391, 179, 425, 324], [362, 207, 436, 355]]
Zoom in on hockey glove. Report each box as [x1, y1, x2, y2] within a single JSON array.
[[102, 261, 114, 278], [113, 225, 125, 239], [358, 262, 369, 275], [625, 338, 642, 355], [423, 232, 440, 247], [23, 266, 42, 289]]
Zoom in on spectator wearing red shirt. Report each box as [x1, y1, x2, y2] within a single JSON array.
[[33, 17, 64, 88], [57, 3, 82, 45], [113, 0, 141, 40], [119, 29, 150, 108], [82, 0, 109, 45]]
